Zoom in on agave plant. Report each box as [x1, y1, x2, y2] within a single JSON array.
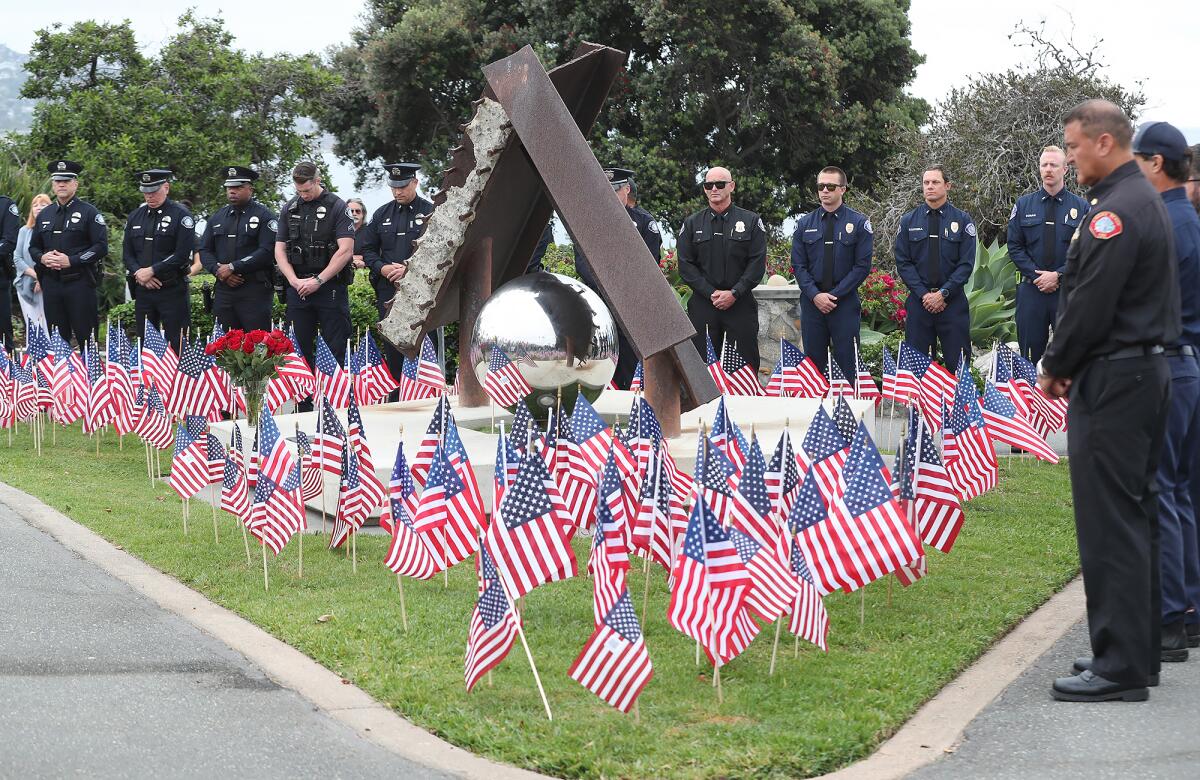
[[964, 239, 1018, 348]]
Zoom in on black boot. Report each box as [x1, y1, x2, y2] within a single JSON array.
[[1052, 670, 1149, 702], [1162, 621, 1189, 662], [1187, 621, 1199, 649], [1073, 657, 1158, 686]]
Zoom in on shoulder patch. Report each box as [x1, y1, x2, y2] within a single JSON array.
[[1009, 203, 1017, 220], [648, 220, 660, 234], [756, 217, 765, 232], [268, 219, 279, 232], [181, 215, 194, 230], [95, 213, 105, 226], [1088, 211, 1123, 239], [8, 203, 17, 217], [863, 219, 873, 234], [965, 222, 976, 237]]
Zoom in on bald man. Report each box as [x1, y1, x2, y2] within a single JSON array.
[[676, 166, 767, 373]]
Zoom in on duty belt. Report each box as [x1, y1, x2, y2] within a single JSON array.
[[1098, 345, 1164, 361]]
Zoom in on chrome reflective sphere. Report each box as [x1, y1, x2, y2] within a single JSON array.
[[469, 272, 617, 420]]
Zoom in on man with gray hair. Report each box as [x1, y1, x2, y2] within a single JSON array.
[[1006, 145, 1090, 363], [1040, 99, 1179, 703]]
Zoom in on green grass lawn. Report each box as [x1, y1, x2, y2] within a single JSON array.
[[0, 424, 1078, 779]]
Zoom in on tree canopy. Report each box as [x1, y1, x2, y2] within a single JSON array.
[[9, 13, 336, 218], [320, 0, 928, 236]]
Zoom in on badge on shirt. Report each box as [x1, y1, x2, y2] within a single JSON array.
[[1089, 211, 1123, 239], [249, 216, 260, 229], [845, 222, 854, 234], [415, 216, 425, 226], [316, 205, 327, 220], [734, 220, 745, 233], [70, 212, 81, 224], [1069, 207, 1078, 220], [950, 221, 959, 233]]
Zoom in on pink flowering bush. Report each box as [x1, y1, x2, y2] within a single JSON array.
[[860, 268, 908, 334]]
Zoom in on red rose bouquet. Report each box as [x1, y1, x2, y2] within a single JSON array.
[[205, 329, 293, 424]]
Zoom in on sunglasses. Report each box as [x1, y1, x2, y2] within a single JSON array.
[[702, 180, 730, 191], [348, 208, 363, 214], [816, 183, 844, 192]]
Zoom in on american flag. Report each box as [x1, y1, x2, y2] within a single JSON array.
[[720, 340, 764, 396], [464, 547, 519, 692], [556, 414, 598, 532], [788, 541, 830, 651], [896, 342, 956, 429], [440, 415, 487, 550], [992, 344, 1033, 421], [135, 384, 174, 450], [266, 328, 317, 411], [628, 360, 643, 392], [1009, 347, 1068, 435], [596, 445, 633, 545], [346, 390, 388, 518], [220, 425, 251, 521], [410, 396, 451, 485], [709, 396, 748, 475], [880, 345, 900, 404], [799, 406, 849, 502], [411, 446, 480, 568], [492, 427, 522, 510], [944, 366, 998, 501], [248, 462, 305, 555], [83, 339, 116, 434], [693, 434, 738, 520], [106, 325, 137, 434], [313, 334, 351, 408], [354, 332, 399, 405], [140, 325, 178, 401], [625, 396, 663, 478], [765, 340, 829, 398], [169, 338, 224, 417], [668, 498, 759, 666], [894, 555, 928, 587], [589, 492, 630, 625], [383, 442, 442, 579], [631, 442, 675, 569], [725, 435, 783, 555], [765, 427, 802, 534], [484, 445, 577, 598], [855, 346, 881, 402], [311, 395, 347, 475], [482, 345, 531, 408], [294, 430, 325, 502], [568, 589, 653, 713], [703, 331, 734, 395], [330, 446, 371, 549], [729, 525, 798, 623], [10, 362, 38, 423], [832, 396, 860, 445], [789, 469, 851, 595], [980, 381, 1059, 462], [168, 416, 213, 498], [895, 408, 962, 552], [509, 402, 539, 454], [400, 335, 443, 401], [256, 406, 298, 487], [48, 329, 83, 424], [826, 353, 854, 399], [570, 393, 613, 475], [204, 432, 227, 483]]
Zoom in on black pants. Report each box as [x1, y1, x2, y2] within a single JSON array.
[[903, 291, 971, 373], [1015, 282, 1059, 364], [213, 281, 273, 332], [0, 274, 12, 349], [799, 293, 860, 381], [41, 274, 97, 347], [135, 283, 191, 355], [1069, 353, 1171, 686], [687, 293, 760, 373], [287, 283, 351, 367]]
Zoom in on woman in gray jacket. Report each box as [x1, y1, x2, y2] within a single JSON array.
[[14, 193, 50, 333]]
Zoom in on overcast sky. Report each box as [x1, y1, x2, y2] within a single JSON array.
[[1, 0, 1193, 210]]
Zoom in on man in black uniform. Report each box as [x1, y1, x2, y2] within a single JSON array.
[[274, 161, 355, 367], [1040, 100, 1180, 702], [573, 166, 662, 389], [0, 190, 21, 348], [198, 166, 278, 331], [30, 160, 108, 346], [356, 162, 432, 384], [677, 166, 766, 372], [123, 168, 194, 353]]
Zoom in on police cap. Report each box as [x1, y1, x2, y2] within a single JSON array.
[[137, 168, 173, 193], [222, 165, 259, 187], [48, 160, 83, 181], [604, 167, 635, 187], [385, 162, 420, 188], [1133, 121, 1189, 162]]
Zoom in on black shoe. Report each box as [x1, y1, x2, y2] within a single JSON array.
[[1162, 621, 1189, 662], [1052, 670, 1149, 702], [1072, 657, 1158, 686], [1186, 622, 1199, 649]]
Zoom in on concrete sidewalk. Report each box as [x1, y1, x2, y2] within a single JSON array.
[[908, 618, 1200, 779], [0, 500, 452, 779]]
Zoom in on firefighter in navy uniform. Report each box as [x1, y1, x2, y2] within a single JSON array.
[[573, 167, 662, 389], [893, 165, 976, 373], [1040, 100, 1180, 703], [273, 161, 355, 368], [29, 160, 108, 346], [198, 166, 277, 332], [123, 169, 194, 354], [356, 162, 433, 386], [0, 191, 22, 348], [1006, 146, 1090, 364], [677, 166, 767, 373]]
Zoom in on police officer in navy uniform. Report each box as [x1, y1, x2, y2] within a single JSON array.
[[1132, 121, 1200, 666], [1040, 100, 1179, 703], [123, 169, 194, 354], [356, 162, 433, 384], [1006, 146, 1090, 364], [29, 160, 108, 346], [573, 166, 662, 389], [677, 166, 767, 373], [893, 165, 976, 373], [274, 161, 355, 368], [790, 166, 873, 381], [0, 191, 22, 348], [198, 166, 277, 332]]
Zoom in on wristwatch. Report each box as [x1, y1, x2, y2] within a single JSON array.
[[314, 275, 325, 287]]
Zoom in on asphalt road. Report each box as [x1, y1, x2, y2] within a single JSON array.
[[0, 502, 453, 779]]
